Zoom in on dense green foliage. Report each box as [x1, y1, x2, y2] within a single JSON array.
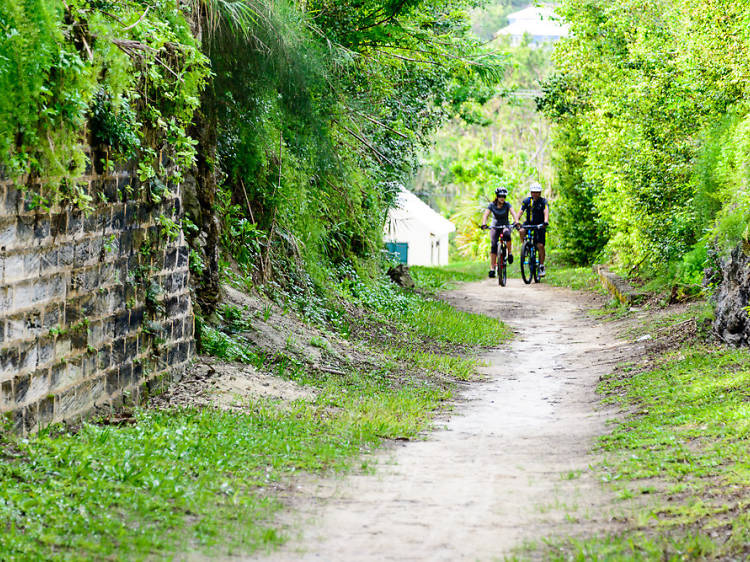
[[415, 26, 554, 260], [0, 0, 208, 208], [199, 0, 505, 292], [540, 1, 750, 277], [1, 1, 504, 292]]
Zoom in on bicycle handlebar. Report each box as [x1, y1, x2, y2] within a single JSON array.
[[482, 223, 547, 230]]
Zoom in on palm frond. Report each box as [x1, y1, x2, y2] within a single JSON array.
[[186, 0, 263, 40]]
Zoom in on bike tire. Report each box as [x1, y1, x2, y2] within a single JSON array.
[[498, 247, 507, 286], [520, 242, 533, 285]]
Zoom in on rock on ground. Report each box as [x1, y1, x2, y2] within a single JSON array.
[[712, 244, 750, 346]]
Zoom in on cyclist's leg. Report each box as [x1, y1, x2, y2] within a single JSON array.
[[502, 227, 513, 263], [537, 228, 546, 264], [489, 228, 500, 275]]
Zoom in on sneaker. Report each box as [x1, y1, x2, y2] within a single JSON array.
[[539, 264, 546, 276], [488, 270, 496, 278], [507, 253, 514, 264]]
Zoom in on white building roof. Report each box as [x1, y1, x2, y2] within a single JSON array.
[[496, 4, 568, 42], [507, 5, 557, 24], [385, 187, 455, 240]]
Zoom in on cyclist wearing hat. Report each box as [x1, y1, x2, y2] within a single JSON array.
[[518, 182, 549, 276], [480, 186, 518, 278]]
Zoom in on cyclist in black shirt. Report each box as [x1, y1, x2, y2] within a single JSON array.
[[480, 186, 518, 278], [518, 182, 550, 276]]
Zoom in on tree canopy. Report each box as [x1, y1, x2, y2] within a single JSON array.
[[0, 0, 505, 304], [540, 0, 750, 283]]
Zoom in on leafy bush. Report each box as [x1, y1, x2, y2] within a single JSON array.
[[540, 1, 750, 280], [677, 243, 709, 289], [696, 110, 750, 254], [202, 0, 505, 293], [89, 88, 140, 157]]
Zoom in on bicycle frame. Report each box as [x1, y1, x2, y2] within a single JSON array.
[[489, 225, 511, 252], [520, 224, 544, 284], [524, 231, 537, 266], [488, 225, 510, 286]]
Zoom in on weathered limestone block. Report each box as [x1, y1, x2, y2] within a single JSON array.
[[592, 264, 641, 304], [0, 167, 195, 433]]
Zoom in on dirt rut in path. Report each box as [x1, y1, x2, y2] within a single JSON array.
[[252, 279, 632, 561]]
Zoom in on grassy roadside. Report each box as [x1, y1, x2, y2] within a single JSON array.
[[410, 260, 487, 291], [542, 253, 601, 292], [413, 253, 601, 293], [0, 267, 510, 560], [541, 301, 750, 560]]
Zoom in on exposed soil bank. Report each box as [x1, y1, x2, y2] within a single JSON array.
[[244, 279, 635, 561]]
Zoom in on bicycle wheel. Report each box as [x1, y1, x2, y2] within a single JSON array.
[[533, 258, 541, 283], [520, 242, 533, 285], [498, 252, 507, 286]]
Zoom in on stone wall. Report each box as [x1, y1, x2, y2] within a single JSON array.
[[592, 264, 643, 305], [0, 166, 194, 433], [712, 244, 750, 346]]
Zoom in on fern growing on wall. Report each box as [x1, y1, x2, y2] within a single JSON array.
[[0, 0, 209, 209]]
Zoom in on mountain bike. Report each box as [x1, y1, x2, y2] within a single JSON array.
[[481, 224, 510, 286], [520, 224, 544, 285]]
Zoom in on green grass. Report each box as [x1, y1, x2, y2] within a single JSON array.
[[542, 252, 601, 291], [410, 260, 487, 291], [589, 299, 715, 336], [543, 532, 723, 561], [335, 264, 511, 348], [598, 345, 750, 484], [0, 379, 447, 560], [385, 346, 484, 381], [396, 298, 512, 347], [543, 263, 600, 291], [0, 405, 316, 559], [0, 265, 512, 559], [538, 308, 750, 560]]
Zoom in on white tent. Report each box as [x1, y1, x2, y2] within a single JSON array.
[[384, 187, 455, 267], [495, 5, 569, 47]]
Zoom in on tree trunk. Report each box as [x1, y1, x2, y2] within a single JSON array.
[[188, 101, 221, 316]]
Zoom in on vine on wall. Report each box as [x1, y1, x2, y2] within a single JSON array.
[[0, 0, 209, 209]]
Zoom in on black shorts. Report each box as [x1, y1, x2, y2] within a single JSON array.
[[523, 223, 546, 246], [490, 226, 511, 254]]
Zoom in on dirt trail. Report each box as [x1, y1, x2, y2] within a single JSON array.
[[252, 278, 633, 561]]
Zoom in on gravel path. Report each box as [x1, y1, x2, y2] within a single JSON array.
[[248, 279, 631, 561]]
